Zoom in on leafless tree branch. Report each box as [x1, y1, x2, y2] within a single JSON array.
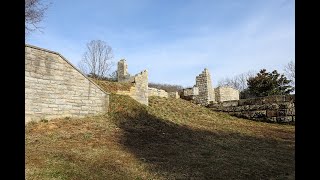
[[25, 0, 50, 37], [218, 70, 256, 91], [284, 60, 295, 85], [78, 40, 114, 80]]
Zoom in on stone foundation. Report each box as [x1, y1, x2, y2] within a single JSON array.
[[207, 95, 295, 124]]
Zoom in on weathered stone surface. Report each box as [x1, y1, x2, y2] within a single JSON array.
[[182, 69, 239, 104], [207, 95, 295, 124], [193, 68, 215, 105], [214, 86, 239, 102], [266, 110, 278, 117], [183, 87, 199, 96], [279, 102, 294, 109], [277, 116, 293, 123], [116, 59, 149, 105], [220, 100, 239, 107], [117, 59, 131, 82], [267, 117, 277, 123], [148, 87, 168, 98], [117, 70, 148, 105], [25, 45, 109, 123], [278, 109, 287, 116], [252, 110, 267, 118]]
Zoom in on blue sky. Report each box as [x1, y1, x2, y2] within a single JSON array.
[[27, 0, 295, 87]]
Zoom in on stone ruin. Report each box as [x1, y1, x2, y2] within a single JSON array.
[[115, 59, 180, 105], [180, 68, 294, 124], [116, 59, 149, 105], [182, 68, 240, 106], [25, 44, 292, 125], [117, 59, 133, 82], [116, 60, 239, 107], [194, 68, 216, 105]]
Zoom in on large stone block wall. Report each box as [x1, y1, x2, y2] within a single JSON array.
[[194, 68, 215, 105], [207, 95, 295, 124], [148, 87, 168, 98], [117, 70, 149, 105], [25, 45, 109, 123], [131, 70, 149, 105], [214, 86, 240, 102]]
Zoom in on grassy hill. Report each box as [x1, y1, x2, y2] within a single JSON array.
[[26, 91, 295, 179]]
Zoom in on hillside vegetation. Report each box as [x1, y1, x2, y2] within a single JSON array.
[[26, 91, 295, 179], [91, 79, 133, 93]]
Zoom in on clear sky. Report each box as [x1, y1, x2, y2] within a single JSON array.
[[26, 0, 295, 88]]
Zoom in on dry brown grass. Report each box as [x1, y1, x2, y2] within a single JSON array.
[[26, 94, 295, 179], [92, 79, 133, 93]]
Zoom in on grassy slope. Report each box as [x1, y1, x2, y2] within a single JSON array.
[[91, 79, 133, 93], [26, 94, 295, 179]]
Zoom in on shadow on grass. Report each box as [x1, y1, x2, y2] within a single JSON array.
[[112, 105, 295, 179]]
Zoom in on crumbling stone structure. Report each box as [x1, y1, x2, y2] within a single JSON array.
[[194, 68, 215, 105], [116, 60, 180, 104], [25, 44, 109, 123], [116, 73, 148, 105], [116, 59, 149, 105], [117, 59, 131, 82], [182, 68, 239, 105]]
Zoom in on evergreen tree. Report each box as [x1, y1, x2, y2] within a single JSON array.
[[246, 69, 294, 97]]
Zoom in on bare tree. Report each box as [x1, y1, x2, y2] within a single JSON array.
[[284, 61, 295, 85], [217, 70, 256, 91], [25, 0, 50, 36], [78, 40, 114, 80]]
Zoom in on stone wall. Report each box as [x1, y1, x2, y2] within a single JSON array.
[[130, 70, 148, 105], [181, 69, 240, 104], [183, 87, 199, 96], [207, 95, 295, 124], [25, 44, 109, 123], [117, 70, 149, 105], [214, 86, 239, 102], [148, 87, 169, 98], [116, 59, 181, 104], [194, 68, 215, 105]]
